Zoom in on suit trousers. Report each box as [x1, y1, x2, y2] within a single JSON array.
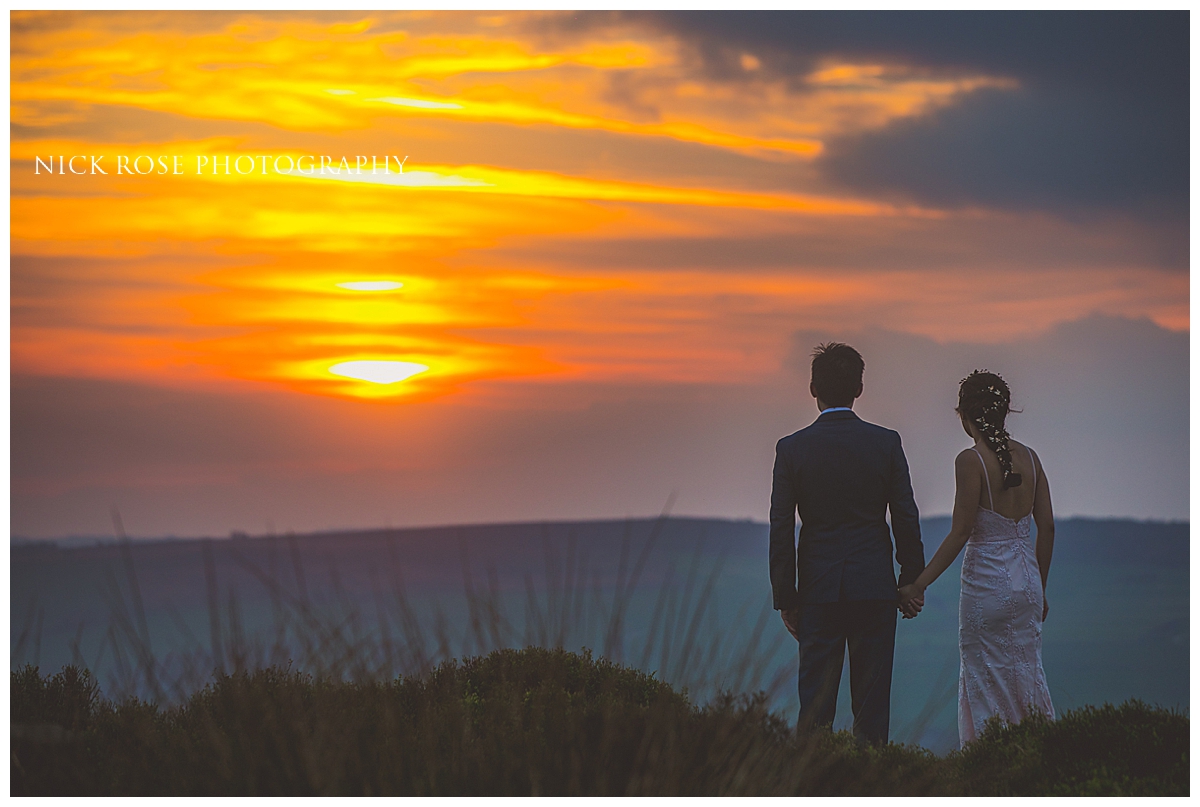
[[794, 598, 897, 745]]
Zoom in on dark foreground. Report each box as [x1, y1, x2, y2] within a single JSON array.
[[11, 648, 1188, 796]]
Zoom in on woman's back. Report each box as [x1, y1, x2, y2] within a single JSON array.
[[970, 439, 1039, 522]]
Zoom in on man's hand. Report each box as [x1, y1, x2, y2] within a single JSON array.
[[897, 584, 924, 619], [780, 608, 801, 641]]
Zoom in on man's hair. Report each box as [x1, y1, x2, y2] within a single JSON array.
[[810, 342, 864, 407]]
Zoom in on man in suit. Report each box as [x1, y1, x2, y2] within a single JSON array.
[[769, 342, 926, 745]]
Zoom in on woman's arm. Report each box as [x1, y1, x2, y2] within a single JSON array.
[[903, 450, 981, 597], [1031, 449, 1054, 592]]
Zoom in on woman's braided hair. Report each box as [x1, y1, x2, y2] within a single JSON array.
[[957, 370, 1023, 489]]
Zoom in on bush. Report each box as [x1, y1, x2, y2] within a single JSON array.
[[11, 664, 99, 731], [9, 651, 1189, 796], [952, 700, 1189, 796]]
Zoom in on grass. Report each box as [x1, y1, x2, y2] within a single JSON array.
[[29, 514, 797, 719], [10, 651, 1188, 796]]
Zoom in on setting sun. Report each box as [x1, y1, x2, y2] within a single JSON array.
[[328, 360, 429, 384], [336, 281, 405, 291]]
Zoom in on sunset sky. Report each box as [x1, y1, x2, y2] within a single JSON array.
[[11, 11, 1189, 539]]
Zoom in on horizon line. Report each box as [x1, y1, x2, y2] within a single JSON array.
[[10, 512, 1189, 548]]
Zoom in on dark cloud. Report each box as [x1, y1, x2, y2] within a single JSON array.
[[820, 83, 1188, 219], [643, 12, 1185, 96], [624, 11, 1188, 218]]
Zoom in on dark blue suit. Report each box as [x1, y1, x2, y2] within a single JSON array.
[[769, 408, 924, 743]]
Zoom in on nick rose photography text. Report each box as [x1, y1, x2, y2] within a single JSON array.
[[33, 154, 409, 176]]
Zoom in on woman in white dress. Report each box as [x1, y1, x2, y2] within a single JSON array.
[[898, 371, 1055, 747]]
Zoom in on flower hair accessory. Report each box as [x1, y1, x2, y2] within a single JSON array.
[[958, 370, 1023, 489]]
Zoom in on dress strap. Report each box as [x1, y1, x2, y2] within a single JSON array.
[[1026, 445, 1037, 489], [972, 447, 994, 509]]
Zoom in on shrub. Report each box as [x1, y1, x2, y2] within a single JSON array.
[[11, 664, 99, 731], [952, 700, 1189, 796], [9, 651, 1189, 796]]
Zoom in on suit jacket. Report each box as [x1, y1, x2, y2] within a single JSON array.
[[770, 409, 925, 609]]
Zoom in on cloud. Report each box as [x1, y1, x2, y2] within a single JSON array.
[[638, 11, 1185, 94], [484, 212, 1187, 274], [628, 11, 1188, 218], [819, 84, 1188, 219]]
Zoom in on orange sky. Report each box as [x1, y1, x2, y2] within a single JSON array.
[[12, 10, 1185, 406], [10, 11, 1189, 536]]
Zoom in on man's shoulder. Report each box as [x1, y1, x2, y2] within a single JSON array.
[[778, 415, 901, 445], [778, 418, 826, 443], [775, 428, 805, 450], [855, 418, 902, 442]]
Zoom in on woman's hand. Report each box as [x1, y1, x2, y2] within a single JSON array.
[[897, 584, 925, 619], [1042, 593, 1050, 622]]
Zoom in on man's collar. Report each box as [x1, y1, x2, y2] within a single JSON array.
[[817, 407, 859, 421], [820, 406, 853, 414]]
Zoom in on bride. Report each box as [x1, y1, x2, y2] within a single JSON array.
[[899, 371, 1055, 747]]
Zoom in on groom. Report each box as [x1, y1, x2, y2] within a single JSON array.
[[769, 342, 926, 745]]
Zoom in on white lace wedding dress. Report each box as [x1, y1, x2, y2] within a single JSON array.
[[958, 446, 1055, 747]]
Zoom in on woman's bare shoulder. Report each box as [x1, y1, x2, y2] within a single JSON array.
[[954, 448, 979, 467]]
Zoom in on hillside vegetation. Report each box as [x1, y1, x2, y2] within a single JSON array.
[[11, 648, 1188, 796]]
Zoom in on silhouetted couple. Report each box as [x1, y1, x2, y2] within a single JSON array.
[[769, 342, 1055, 747]]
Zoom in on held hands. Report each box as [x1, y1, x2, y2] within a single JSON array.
[[782, 586, 926, 634], [897, 584, 925, 619], [1042, 592, 1050, 622]]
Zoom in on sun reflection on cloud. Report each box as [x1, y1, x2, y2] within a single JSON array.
[[368, 96, 463, 109]]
